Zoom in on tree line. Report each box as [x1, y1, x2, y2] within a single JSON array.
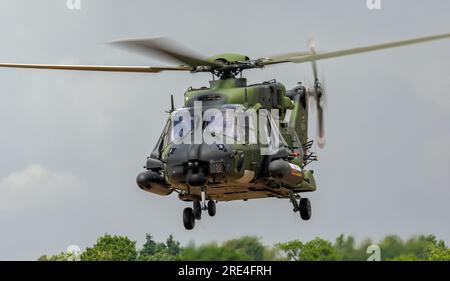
[[38, 233, 450, 261]]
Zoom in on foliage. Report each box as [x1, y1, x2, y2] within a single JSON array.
[[404, 235, 441, 260], [276, 240, 303, 261], [178, 242, 252, 261], [335, 234, 371, 260], [277, 238, 341, 261], [39, 233, 450, 261], [386, 253, 420, 261], [223, 236, 266, 261], [299, 238, 341, 261], [38, 252, 80, 261], [332, 234, 443, 261], [426, 242, 450, 261], [138, 234, 181, 261], [81, 234, 137, 261], [378, 234, 442, 261]]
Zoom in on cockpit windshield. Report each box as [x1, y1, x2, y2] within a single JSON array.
[[167, 104, 287, 148]]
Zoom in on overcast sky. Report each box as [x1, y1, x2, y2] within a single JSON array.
[[0, 0, 449, 260]]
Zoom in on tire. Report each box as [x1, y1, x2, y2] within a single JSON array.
[[193, 200, 202, 220], [183, 207, 195, 230], [207, 200, 216, 217], [299, 198, 311, 220]]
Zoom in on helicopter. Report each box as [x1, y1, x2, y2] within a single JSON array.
[[0, 33, 449, 230]]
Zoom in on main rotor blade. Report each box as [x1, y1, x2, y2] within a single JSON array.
[[287, 33, 450, 64], [0, 63, 190, 73], [110, 37, 222, 68], [258, 51, 313, 66], [308, 40, 318, 81], [264, 51, 311, 61]]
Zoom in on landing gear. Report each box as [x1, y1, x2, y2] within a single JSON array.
[[207, 200, 216, 217], [182, 187, 218, 230], [299, 198, 311, 220], [183, 207, 195, 230], [193, 200, 202, 220], [289, 191, 312, 221]]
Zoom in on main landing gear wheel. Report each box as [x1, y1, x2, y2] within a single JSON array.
[[193, 200, 202, 220], [183, 207, 195, 230], [289, 191, 312, 221], [299, 198, 312, 220], [207, 200, 216, 217]]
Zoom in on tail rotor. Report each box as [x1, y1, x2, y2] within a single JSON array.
[[307, 40, 327, 149]]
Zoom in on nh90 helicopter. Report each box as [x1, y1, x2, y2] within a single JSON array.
[[1, 33, 449, 229]]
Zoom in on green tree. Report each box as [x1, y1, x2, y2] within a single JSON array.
[[139, 234, 167, 257], [334, 234, 373, 261], [38, 251, 81, 261], [223, 236, 265, 261], [138, 234, 181, 261], [81, 234, 137, 261], [426, 241, 450, 261], [299, 238, 341, 261], [378, 234, 441, 260], [166, 234, 182, 256], [37, 233, 450, 262], [379, 235, 405, 260], [387, 253, 420, 261], [276, 240, 303, 261], [335, 234, 357, 260], [277, 238, 341, 261], [404, 235, 439, 260], [37, 255, 49, 261], [178, 242, 251, 261], [139, 251, 177, 261]]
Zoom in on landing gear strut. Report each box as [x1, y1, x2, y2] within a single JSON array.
[[289, 191, 311, 220], [183, 187, 217, 230]]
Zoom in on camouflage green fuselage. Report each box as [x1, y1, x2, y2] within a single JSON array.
[[151, 77, 317, 202]]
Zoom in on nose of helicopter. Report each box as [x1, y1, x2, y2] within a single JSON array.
[[185, 166, 208, 187], [165, 143, 233, 186]]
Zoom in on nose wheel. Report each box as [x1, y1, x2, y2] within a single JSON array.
[[207, 200, 216, 216], [183, 188, 217, 230]]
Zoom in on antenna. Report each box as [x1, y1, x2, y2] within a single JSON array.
[[170, 94, 175, 111]]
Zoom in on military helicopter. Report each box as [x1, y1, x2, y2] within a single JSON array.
[[1, 33, 449, 230]]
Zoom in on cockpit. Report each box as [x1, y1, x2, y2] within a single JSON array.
[[169, 104, 251, 145]]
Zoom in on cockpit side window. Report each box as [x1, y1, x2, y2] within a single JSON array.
[[150, 118, 171, 159]]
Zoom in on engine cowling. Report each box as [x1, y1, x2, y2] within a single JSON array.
[[136, 170, 172, 196], [268, 159, 304, 186]]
